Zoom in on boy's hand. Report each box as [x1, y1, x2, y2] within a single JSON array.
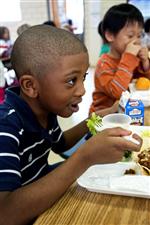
[[109, 100, 119, 114], [138, 47, 149, 61], [138, 47, 150, 71], [125, 39, 141, 56], [94, 100, 119, 117], [83, 127, 142, 165]]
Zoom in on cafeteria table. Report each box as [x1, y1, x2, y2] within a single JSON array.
[[33, 107, 150, 225]]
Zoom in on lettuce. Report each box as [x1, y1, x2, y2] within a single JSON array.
[[86, 112, 102, 135]]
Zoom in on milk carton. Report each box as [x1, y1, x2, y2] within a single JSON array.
[[125, 99, 144, 125]]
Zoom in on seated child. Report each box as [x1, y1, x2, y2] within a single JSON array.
[[0, 26, 13, 59], [0, 25, 142, 225], [90, 3, 150, 112]]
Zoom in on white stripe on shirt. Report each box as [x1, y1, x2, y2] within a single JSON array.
[[22, 163, 47, 185], [19, 139, 45, 156], [0, 169, 21, 177], [112, 80, 126, 91], [21, 149, 50, 172], [0, 153, 20, 160], [0, 132, 19, 145], [53, 131, 63, 143], [53, 126, 59, 132]]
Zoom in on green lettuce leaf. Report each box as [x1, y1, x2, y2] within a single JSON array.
[[86, 112, 102, 135]]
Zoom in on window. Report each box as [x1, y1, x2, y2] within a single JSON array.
[[0, 0, 21, 22], [128, 0, 150, 19]]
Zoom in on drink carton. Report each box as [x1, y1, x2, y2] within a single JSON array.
[[125, 99, 144, 125]]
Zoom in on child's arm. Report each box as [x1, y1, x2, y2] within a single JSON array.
[[96, 53, 139, 100], [0, 128, 142, 225]]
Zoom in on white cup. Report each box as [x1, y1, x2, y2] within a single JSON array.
[[100, 113, 139, 145], [102, 113, 131, 129]]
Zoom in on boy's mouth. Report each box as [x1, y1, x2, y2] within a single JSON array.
[[70, 103, 79, 112]]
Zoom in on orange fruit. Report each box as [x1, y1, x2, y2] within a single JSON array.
[[135, 77, 150, 90]]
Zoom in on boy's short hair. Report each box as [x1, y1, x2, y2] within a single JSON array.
[[11, 25, 87, 79], [102, 3, 144, 42], [144, 18, 150, 33]]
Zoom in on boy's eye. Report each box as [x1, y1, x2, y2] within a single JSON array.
[[67, 72, 88, 86], [128, 35, 133, 38], [67, 77, 77, 86]]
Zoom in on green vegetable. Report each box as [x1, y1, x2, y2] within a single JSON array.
[[122, 150, 132, 162], [86, 112, 102, 135]]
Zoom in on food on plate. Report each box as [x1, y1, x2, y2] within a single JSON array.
[[132, 148, 150, 176], [135, 77, 150, 90], [130, 131, 150, 176], [123, 162, 145, 175], [138, 148, 150, 170], [124, 168, 136, 175]]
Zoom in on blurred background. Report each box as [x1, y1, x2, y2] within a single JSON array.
[[1, 0, 149, 67]]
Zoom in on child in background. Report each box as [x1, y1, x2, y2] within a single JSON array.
[[0, 25, 142, 225], [0, 26, 13, 59], [90, 3, 150, 112], [17, 23, 31, 36], [43, 20, 56, 27]]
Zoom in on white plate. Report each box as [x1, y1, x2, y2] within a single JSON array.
[[95, 124, 150, 145], [129, 83, 150, 107], [77, 162, 150, 199], [77, 125, 150, 199]]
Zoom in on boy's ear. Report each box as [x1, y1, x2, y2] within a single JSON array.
[[19, 75, 39, 98], [105, 31, 115, 42]]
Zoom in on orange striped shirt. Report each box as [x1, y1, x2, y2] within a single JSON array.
[[90, 52, 150, 112]]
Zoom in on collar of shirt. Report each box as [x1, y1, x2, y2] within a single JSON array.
[[4, 86, 56, 134]]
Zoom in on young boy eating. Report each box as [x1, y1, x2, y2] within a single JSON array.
[[0, 25, 142, 225]]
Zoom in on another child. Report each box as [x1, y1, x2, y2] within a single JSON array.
[[0, 25, 142, 225], [0, 26, 13, 59], [90, 3, 150, 112], [17, 23, 31, 36]]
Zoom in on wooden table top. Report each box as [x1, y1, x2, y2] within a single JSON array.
[[144, 107, 150, 126], [33, 107, 150, 225], [33, 184, 150, 225]]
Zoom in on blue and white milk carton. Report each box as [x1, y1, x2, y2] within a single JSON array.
[[125, 99, 144, 125]]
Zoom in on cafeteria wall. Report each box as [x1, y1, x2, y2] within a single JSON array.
[[0, 0, 125, 66], [0, 0, 48, 41]]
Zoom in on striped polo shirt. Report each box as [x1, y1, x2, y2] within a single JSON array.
[[0, 87, 66, 191]]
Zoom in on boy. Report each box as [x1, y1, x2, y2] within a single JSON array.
[[0, 25, 142, 225], [90, 3, 150, 112]]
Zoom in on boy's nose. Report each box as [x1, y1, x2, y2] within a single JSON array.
[[75, 82, 86, 97], [135, 38, 141, 45]]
